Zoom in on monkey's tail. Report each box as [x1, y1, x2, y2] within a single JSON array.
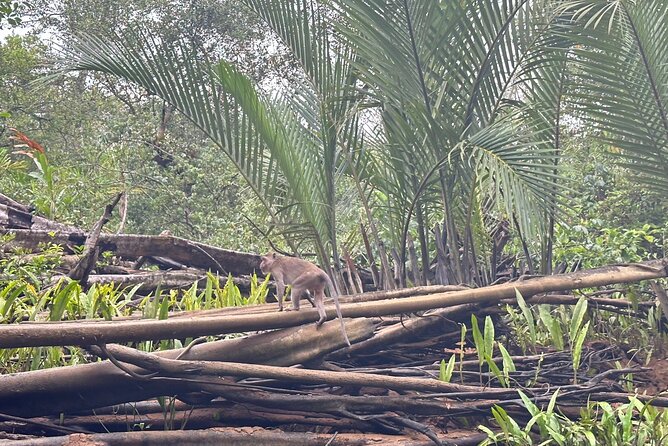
[[326, 276, 351, 347], [334, 297, 351, 347]]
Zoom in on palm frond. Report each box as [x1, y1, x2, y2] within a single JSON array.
[[560, 0, 668, 193]]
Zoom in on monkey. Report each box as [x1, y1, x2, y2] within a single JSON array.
[[259, 252, 350, 346]]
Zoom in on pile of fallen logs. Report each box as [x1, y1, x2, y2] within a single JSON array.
[[2, 193, 668, 445]]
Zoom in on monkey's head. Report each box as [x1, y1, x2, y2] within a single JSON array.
[[259, 252, 278, 274]]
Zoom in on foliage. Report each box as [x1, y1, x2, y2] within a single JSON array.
[[554, 223, 666, 269], [470, 314, 514, 388], [0, 240, 63, 288], [0, 0, 22, 28], [560, 0, 668, 195], [44, 0, 666, 289], [479, 394, 668, 446], [0, 10, 278, 250]]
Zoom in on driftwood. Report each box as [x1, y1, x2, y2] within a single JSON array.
[[1, 259, 665, 348]]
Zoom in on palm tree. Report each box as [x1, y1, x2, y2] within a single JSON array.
[[57, 0, 666, 287], [335, 0, 568, 283]]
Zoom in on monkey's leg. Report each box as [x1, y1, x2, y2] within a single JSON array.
[[276, 282, 285, 312], [314, 291, 327, 326], [290, 286, 303, 311], [304, 290, 316, 307]]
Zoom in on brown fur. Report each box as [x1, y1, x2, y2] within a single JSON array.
[[260, 252, 350, 346]]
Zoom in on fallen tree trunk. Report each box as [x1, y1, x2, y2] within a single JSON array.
[[85, 271, 205, 291], [0, 319, 375, 417], [92, 272, 256, 292], [0, 259, 665, 348], [1, 229, 260, 276], [3, 427, 489, 446], [0, 203, 79, 233], [22, 406, 377, 432], [92, 343, 515, 396]]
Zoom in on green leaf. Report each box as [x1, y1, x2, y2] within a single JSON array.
[[471, 314, 485, 365], [569, 297, 588, 345], [572, 320, 590, 381], [483, 315, 495, 360], [498, 342, 516, 374], [538, 304, 564, 350], [49, 281, 81, 321], [157, 292, 170, 320], [515, 289, 536, 346]]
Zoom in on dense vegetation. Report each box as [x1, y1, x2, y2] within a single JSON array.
[[1, 0, 667, 444]]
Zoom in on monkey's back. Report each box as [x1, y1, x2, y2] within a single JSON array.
[[277, 257, 328, 287]]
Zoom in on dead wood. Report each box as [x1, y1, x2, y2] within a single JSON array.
[[91, 343, 516, 397], [0, 201, 79, 233], [0, 193, 31, 213], [86, 271, 204, 291], [84, 271, 256, 292], [1, 229, 260, 276], [1, 259, 665, 349], [24, 406, 377, 432], [0, 303, 368, 348], [68, 193, 123, 286], [334, 303, 478, 357], [163, 284, 469, 321], [2, 427, 489, 446], [0, 412, 90, 435], [193, 387, 481, 418], [526, 293, 655, 309], [0, 319, 375, 417]]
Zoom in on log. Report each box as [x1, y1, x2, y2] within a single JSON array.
[[2, 427, 489, 446], [81, 271, 256, 292], [0, 319, 375, 417], [0, 204, 78, 232], [334, 303, 478, 357], [89, 343, 517, 396], [0, 193, 31, 213], [86, 271, 205, 291], [0, 259, 665, 348], [0, 203, 79, 233], [24, 406, 376, 432], [1, 229, 261, 276]]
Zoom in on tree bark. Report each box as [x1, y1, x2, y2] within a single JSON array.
[[0, 204, 79, 232], [68, 193, 122, 286], [2, 428, 488, 446], [1, 229, 260, 276]]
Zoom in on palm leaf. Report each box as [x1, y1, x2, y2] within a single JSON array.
[[560, 0, 668, 194]]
